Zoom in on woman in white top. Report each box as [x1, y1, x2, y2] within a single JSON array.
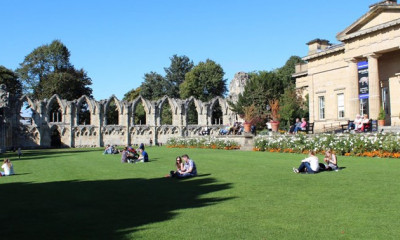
[[1, 158, 14, 176], [293, 150, 320, 174], [354, 114, 362, 131], [324, 149, 338, 171]]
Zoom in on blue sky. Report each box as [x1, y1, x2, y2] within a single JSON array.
[[0, 0, 379, 100]]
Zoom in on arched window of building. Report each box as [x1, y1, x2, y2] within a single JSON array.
[[78, 99, 91, 125], [51, 128, 61, 147], [49, 100, 62, 123], [160, 100, 172, 125], [187, 99, 198, 125], [211, 100, 223, 125], [106, 98, 119, 125], [133, 99, 146, 125]]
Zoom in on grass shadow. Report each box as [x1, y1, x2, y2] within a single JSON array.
[[2, 148, 101, 161], [0, 177, 233, 240]]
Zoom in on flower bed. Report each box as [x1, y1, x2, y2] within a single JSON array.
[[254, 133, 400, 158], [167, 137, 240, 150]]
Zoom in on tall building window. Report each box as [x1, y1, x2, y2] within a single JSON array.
[[360, 99, 369, 116], [319, 96, 325, 120], [337, 94, 345, 118]]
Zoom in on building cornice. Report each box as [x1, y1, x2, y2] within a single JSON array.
[[303, 44, 345, 61], [338, 18, 400, 41]]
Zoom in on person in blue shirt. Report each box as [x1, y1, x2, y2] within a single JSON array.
[[136, 148, 149, 163]]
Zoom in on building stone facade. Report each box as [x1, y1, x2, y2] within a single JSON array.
[[293, 0, 400, 132], [228, 72, 249, 103], [0, 84, 237, 151]]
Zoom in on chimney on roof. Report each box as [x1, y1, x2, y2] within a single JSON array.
[[306, 39, 331, 55], [369, 0, 398, 9]]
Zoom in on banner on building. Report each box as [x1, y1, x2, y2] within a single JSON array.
[[358, 61, 369, 99]]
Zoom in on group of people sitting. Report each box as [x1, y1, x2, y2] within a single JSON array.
[[1, 158, 14, 177], [219, 122, 253, 135], [348, 114, 370, 132], [289, 118, 308, 134], [292, 149, 339, 174], [166, 154, 197, 178], [103, 145, 120, 154], [121, 143, 148, 163]]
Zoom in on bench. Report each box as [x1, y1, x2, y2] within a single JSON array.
[[298, 122, 314, 134], [362, 120, 377, 132], [341, 120, 354, 132]]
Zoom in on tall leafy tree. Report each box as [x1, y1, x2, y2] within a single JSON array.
[[229, 70, 283, 116], [123, 87, 141, 101], [277, 55, 306, 86], [140, 72, 170, 100], [180, 59, 227, 102], [164, 55, 194, 98], [229, 55, 306, 128], [0, 65, 22, 96], [16, 40, 92, 100], [36, 68, 92, 100]]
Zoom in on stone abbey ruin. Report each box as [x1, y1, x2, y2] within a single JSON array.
[[0, 80, 245, 151]]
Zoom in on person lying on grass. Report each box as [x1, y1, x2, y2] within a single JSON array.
[[323, 149, 339, 171], [166, 156, 184, 178], [1, 158, 14, 177], [293, 150, 320, 174]]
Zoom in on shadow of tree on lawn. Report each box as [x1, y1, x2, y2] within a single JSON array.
[[0, 177, 232, 240]]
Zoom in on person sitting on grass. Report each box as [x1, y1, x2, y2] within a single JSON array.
[[139, 143, 145, 151], [1, 159, 14, 177], [103, 145, 113, 154], [166, 156, 184, 177], [175, 154, 197, 178], [323, 149, 339, 171], [121, 147, 128, 163], [293, 150, 320, 174], [135, 148, 149, 163]]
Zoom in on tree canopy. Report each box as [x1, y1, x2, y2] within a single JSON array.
[[229, 55, 307, 128], [16, 40, 92, 100], [123, 87, 141, 102], [180, 59, 227, 102], [139, 72, 170, 100], [164, 55, 194, 98], [0, 65, 22, 96]]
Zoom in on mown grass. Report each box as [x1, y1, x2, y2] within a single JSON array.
[[1, 147, 399, 240]]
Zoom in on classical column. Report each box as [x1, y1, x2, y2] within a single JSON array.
[[366, 53, 381, 119], [346, 58, 360, 119]]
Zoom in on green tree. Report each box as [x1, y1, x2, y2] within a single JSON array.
[[36, 68, 92, 100], [134, 103, 146, 125], [277, 56, 306, 86], [180, 59, 226, 102], [229, 71, 282, 117], [0, 65, 22, 96], [164, 55, 194, 98], [106, 100, 119, 125], [140, 72, 170, 100], [16, 40, 92, 100], [161, 103, 172, 125], [123, 87, 141, 101]]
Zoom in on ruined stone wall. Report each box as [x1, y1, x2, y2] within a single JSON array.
[[1, 88, 238, 149]]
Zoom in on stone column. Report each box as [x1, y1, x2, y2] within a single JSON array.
[[346, 58, 360, 119], [366, 53, 381, 119]]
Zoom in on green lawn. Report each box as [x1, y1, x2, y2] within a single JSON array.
[[1, 147, 399, 240]]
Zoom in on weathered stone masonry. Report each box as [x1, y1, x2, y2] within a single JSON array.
[[0, 84, 238, 151]]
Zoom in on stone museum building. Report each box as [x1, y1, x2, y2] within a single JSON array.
[[293, 0, 400, 131]]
